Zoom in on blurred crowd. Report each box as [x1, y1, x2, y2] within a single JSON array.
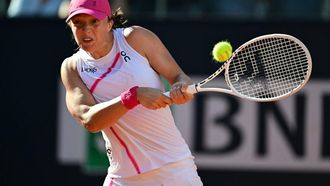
[[0, 0, 330, 20]]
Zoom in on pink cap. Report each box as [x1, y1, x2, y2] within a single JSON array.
[[66, 0, 111, 22]]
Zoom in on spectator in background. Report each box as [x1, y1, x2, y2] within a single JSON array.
[[206, 0, 255, 19], [205, 0, 324, 20], [58, 0, 69, 19], [0, 0, 6, 17], [322, 0, 330, 20], [0, 0, 10, 17], [7, 0, 62, 18], [268, 0, 321, 19], [127, 0, 156, 17]]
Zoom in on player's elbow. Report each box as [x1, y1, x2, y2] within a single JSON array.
[[80, 116, 114, 133], [74, 113, 102, 133], [83, 122, 101, 133]]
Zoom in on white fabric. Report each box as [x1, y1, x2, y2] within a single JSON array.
[[74, 28, 193, 178], [103, 157, 203, 186]]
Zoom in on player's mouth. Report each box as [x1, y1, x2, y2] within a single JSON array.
[[82, 37, 93, 43]]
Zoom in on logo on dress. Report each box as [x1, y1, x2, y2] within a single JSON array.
[[81, 66, 97, 73], [120, 51, 131, 62]]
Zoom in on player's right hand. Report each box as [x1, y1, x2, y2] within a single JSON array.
[[137, 87, 173, 110]]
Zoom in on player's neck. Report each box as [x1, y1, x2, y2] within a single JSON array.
[[87, 32, 114, 59]]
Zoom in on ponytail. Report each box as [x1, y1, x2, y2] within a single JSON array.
[[111, 8, 128, 29]]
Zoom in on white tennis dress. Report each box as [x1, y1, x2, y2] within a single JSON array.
[[74, 28, 202, 186]]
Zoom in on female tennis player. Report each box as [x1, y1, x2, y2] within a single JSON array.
[[60, 0, 203, 185]]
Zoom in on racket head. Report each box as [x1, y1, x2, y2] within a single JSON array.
[[224, 34, 312, 102]]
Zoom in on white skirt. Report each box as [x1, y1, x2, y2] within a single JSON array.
[[103, 157, 203, 186]]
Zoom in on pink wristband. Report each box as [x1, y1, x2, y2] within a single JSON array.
[[121, 86, 140, 109]]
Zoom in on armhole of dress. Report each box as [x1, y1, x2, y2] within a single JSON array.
[[118, 28, 150, 65], [73, 53, 82, 78]]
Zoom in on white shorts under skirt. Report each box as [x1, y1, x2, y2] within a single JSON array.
[[103, 157, 203, 186]]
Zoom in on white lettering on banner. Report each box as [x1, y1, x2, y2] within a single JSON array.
[[173, 77, 330, 172]]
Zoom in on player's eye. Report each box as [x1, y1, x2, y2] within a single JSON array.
[[73, 21, 84, 28], [91, 19, 100, 27]]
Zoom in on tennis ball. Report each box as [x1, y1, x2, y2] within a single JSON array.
[[212, 41, 233, 62]]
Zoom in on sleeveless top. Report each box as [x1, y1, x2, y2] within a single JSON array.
[[73, 28, 192, 178]]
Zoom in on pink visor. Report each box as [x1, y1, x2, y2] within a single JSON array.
[[66, 0, 111, 22]]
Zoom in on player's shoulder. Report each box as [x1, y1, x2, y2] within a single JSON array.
[[122, 26, 161, 55], [123, 25, 159, 42], [61, 54, 78, 73]]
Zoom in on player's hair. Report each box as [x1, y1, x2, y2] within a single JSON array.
[[110, 8, 128, 29]]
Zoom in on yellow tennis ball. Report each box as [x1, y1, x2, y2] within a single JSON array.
[[212, 41, 233, 62]]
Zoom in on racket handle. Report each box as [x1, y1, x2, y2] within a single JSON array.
[[163, 84, 197, 97]]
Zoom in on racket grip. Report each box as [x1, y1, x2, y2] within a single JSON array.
[[163, 84, 197, 97]]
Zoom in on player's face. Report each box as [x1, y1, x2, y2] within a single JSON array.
[[69, 14, 112, 58]]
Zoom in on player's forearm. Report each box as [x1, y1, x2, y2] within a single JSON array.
[[79, 96, 128, 133]]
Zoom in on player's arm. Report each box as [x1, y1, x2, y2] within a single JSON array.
[[60, 57, 128, 133], [125, 26, 193, 105]]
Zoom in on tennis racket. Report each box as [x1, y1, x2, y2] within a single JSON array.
[[165, 34, 312, 102]]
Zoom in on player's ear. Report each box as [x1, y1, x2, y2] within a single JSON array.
[[107, 17, 114, 32]]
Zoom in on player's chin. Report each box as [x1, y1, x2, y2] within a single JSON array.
[[80, 45, 93, 52], [79, 42, 95, 51]]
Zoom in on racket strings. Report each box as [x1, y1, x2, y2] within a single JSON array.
[[264, 40, 303, 93], [227, 36, 309, 100]]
